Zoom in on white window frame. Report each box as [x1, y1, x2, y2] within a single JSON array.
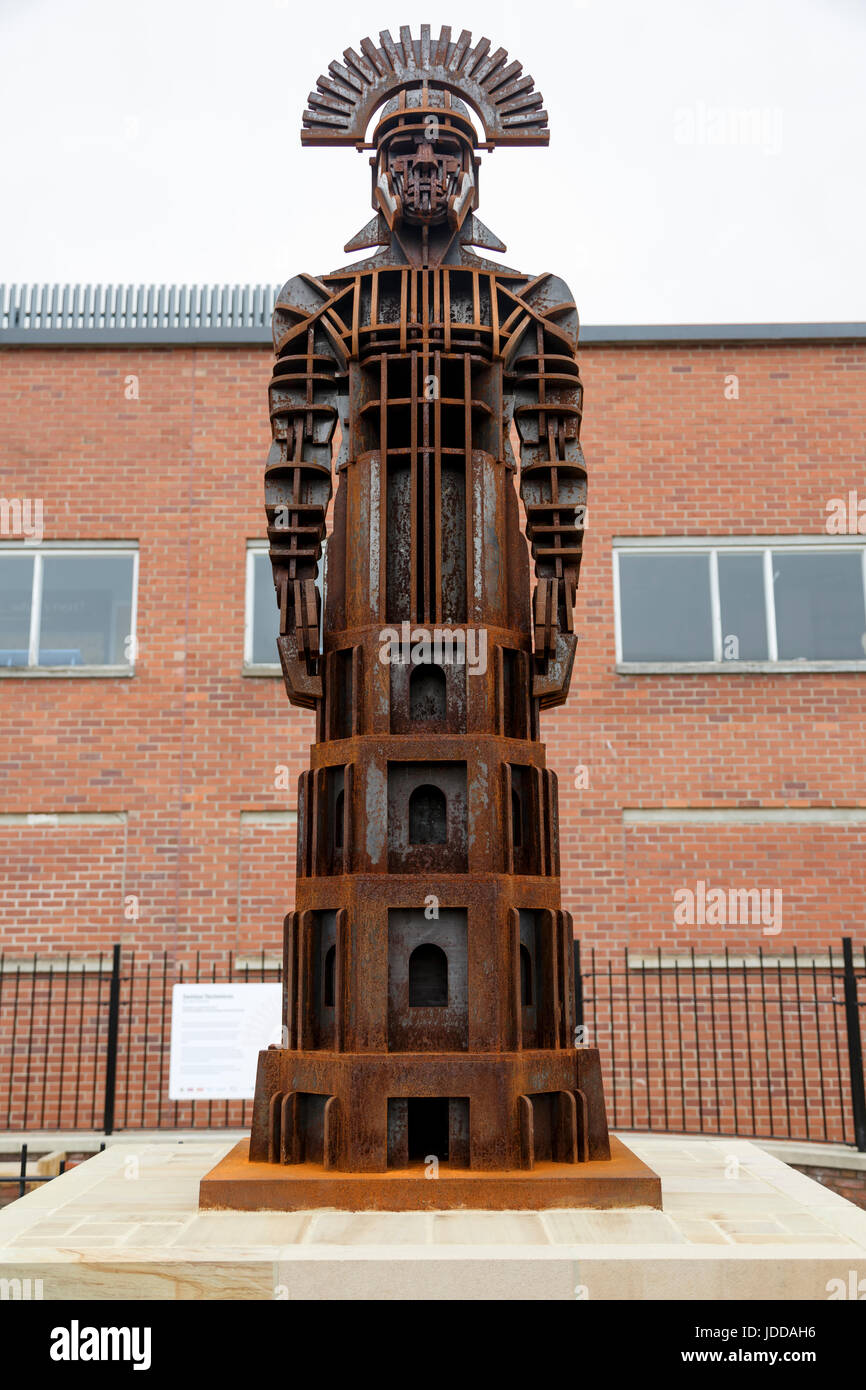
[[0, 540, 138, 677], [613, 535, 866, 673], [244, 539, 327, 675], [244, 542, 281, 674]]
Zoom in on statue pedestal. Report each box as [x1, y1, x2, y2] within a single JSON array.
[[198, 1135, 660, 1212], [2, 1136, 863, 1301]]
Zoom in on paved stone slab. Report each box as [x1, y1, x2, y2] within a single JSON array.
[[0, 1134, 863, 1300]]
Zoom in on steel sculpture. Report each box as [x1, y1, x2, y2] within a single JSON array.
[[201, 25, 660, 1210]]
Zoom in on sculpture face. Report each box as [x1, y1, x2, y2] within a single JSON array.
[[377, 124, 475, 230]]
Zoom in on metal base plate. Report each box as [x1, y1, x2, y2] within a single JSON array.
[[199, 1135, 661, 1211]]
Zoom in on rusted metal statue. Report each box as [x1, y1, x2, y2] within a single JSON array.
[[201, 25, 659, 1209]]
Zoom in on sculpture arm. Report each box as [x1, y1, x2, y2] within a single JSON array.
[[504, 273, 586, 707], [266, 274, 349, 707]]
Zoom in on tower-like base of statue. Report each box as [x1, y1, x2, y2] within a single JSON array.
[[199, 1046, 661, 1211], [199, 1134, 659, 1211]]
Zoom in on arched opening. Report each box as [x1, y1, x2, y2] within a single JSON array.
[[409, 784, 447, 844], [511, 788, 523, 847], [520, 944, 533, 1006], [323, 944, 336, 1008], [409, 943, 448, 1006], [410, 663, 447, 722], [334, 789, 344, 849]]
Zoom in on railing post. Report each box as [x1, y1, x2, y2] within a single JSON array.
[[573, 939, 584, 1039], [841, 938, 866, 1152], [102, 944, 122, 1136]]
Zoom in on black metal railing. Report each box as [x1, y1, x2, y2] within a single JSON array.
[[0, 948, 280, 1134], [574, 938, 866, 1150], [1, 940, 864, 1148], [0, 1144, 67, 1200]]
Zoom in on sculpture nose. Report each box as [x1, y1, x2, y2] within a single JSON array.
[[412, 140, 438, 172]]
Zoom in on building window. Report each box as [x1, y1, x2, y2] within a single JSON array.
[[0, 543, 138, 672], [245, 541, 325, 672], [245, 545, 280, 669], [614, 538, 866, 670]]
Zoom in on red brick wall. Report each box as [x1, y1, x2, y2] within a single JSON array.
[[2, 336, 864, 1135], [1, 339, 864, 961], [793, 1164, 866, 1210]]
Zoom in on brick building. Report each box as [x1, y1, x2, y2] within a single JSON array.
[[1, 286, 864, 1137]]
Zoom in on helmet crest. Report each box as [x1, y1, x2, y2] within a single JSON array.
[[301, 24, 549, 148]]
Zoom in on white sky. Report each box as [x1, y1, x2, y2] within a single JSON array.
[[1, 0, 864, 324]]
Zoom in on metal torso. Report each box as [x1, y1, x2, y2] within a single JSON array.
[[323, 262, 529, 646]]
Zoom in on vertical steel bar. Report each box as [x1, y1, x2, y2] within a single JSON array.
[[812, 954, 829, 1142], [640, 959, 651, 1130], [777, 957, 792, 1137], [607, 956, 618, 1127], [707, 952, 720, 1132], [623, 947, 635, 1127], [56, 952, 71, 1128], [828, 944, 848, 1145], [22, 953, 37, 1128], [6, 966, 21, 1128], [673, 958, 685, 1131], [102, 944, 122, 1135], [691, 947, 704, 1134], [724, 946, 738, 1136], [122, 951, 135, 1132], [759, 945, 774, 1135], [39, 957, 54, 1129], [658, 946, 669, 1131], [742, 954, 756, 1135], [792, 945, 810, 1140], [157, 952, 168, 1128], [842, 937, 866, 1151]]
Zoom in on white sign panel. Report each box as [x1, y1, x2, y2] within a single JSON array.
[[169, 983, 282, 1101]]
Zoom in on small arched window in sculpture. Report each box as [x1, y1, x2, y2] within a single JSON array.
[[324, 944, 336, 1008], [409, 943, 448, 1006], [511, 788, 523, 847], [520, 944, 533, 1006], [334, 790, 344, 850], [409, 784, 447, 845], [410, 664, 447, 722]]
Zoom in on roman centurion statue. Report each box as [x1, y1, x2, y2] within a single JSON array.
[[201, 25, 659, 1210]]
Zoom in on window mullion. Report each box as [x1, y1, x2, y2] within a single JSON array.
[[244, 549, 255, 665], [709, 549, 722, 661], [128, 549, 140, 666], [28, 551, 43, 666], [612, 550, 623, 662], [764, 548, 778, 661]]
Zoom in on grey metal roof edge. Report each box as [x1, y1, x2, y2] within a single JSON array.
[[0, 283, 281, 345], [0, 326, 274, 345], [581, 322, 866, 344], [0, 284, 863, 345]]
